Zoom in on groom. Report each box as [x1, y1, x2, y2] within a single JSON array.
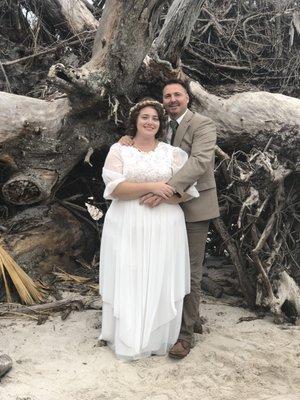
[[122, 79, 219, 358]]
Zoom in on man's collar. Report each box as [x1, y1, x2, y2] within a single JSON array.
[[168, 109, 189, 125]]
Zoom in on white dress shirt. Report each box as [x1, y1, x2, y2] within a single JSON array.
[[166, 109, 188, 144]]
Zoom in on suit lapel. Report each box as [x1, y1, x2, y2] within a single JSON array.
[[173, 109, 193, 147]]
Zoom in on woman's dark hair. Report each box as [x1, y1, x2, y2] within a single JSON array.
[[125, 98, 167, 140]]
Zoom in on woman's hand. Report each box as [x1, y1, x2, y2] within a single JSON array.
[[149, 182, 174, 199], [118, 135, 134, 146]]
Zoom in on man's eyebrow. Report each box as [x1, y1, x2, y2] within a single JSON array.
[[164, 91, 183, 95]]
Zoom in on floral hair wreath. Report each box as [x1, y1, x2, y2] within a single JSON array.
[[129, 100, 166, 117]]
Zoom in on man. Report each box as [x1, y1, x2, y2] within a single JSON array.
[[121, 79, 219, 358]]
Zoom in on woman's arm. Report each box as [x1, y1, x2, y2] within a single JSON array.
[[112, 181, 174, 200]]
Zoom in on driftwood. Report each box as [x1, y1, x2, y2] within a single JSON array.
[[212, 144, 299, 318], [0, 296, 103, 324], [185, 0, 300, 96], [23, 0, 99, 39], [0, 298, 84, 323], [0, 354, 12, 378], [0, 204, 97, 277], [0, 298, 84, 316], [190, 81, 300, 160]]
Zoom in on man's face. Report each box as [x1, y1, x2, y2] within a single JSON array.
[[162, 83, 189, 119]]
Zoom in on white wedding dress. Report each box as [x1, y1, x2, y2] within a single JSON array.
[[99, 142, 198, 360]]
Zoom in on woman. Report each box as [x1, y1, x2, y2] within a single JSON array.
[[99, 99, 198, 360]]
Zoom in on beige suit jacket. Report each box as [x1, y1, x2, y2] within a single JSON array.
[[168, 109, 220, 222]]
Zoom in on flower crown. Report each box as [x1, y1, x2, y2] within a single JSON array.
[[129, 99, 166, 117]]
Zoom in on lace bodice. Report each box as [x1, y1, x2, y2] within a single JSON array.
[[102, 142, 198, 200], [123, 142, 179, 182]]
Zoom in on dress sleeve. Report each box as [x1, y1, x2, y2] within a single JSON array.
[[171, 147, 199, 199], [102, 144, 126, 200]]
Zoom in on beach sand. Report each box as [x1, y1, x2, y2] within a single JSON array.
[[1, 295, 299, 400]]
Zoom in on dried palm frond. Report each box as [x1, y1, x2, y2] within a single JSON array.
[[0, 244, 44, 305], [52, 270, 91, 284]]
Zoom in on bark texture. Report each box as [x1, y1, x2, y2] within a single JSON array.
[[153, 0, 206, 66], [190, 81, 300, 162], [0, 204, 97, 276], [26, 0, 99, 35]]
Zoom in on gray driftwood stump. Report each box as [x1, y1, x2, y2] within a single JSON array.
[[0, 354, 12, 378]]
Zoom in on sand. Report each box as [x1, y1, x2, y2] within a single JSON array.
[[0, 295, 299, 400]]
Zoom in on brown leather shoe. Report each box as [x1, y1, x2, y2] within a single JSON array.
[[169, 339, 191, 359]]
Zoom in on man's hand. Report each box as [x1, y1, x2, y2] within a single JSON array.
[[118, 135, 134, 146], [140, 194, 164, 208], [149, 182, 174, 199]]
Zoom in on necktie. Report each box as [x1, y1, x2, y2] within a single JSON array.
[[169, 120, 179, 145]]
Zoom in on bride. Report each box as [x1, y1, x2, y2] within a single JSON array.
[[99, 99, 198, 360]]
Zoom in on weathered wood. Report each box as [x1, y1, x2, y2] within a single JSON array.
[[0, 92, 70, 145], [2, 169, 58, 205], [213, 217, 256, 307], [0, 354, 12, 378], [267, 272, 300, 317], [26, 0, 99, 35], [49, 0, 168, 103], [0, 204, 97, 276], [0, 299, 84, 316], [190, 81, 300, 161], [153, 0, 205, 66], [0, 91, 115, 205]]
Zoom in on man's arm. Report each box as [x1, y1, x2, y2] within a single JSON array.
[[168, 117, 216, 195]]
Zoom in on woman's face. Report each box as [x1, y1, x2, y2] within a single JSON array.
[[136, 106, 160, 139]]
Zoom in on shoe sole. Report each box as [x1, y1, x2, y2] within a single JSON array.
[[168, 352, 189, 359]]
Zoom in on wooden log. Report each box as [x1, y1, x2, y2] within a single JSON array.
[[190, 80, 300, 159], [0, 204, 97, 276], [2, 169, 58, 205], [26, 0, 99, 36], [0, 299, 84, 316], [0, 90, 115, 205], [86, 0, 165, 91], [0, 92, 70, 145], [0, 354, 12, 378]]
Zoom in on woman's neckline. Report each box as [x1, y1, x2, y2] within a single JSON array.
[[132, 140, 161, 154]]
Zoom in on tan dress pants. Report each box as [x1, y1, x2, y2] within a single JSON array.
[[178, 220, 209, 344]]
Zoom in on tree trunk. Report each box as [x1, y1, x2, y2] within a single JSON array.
[[0, 91, 115, 205], [26, 0, 99, 36], [48, 0, 168, 108], [0, 92, 70, 145], [153, 0, 205, 66], [0, 204, 97, 277], [2, 169, 58, 205], [190, 81, 300, 161]]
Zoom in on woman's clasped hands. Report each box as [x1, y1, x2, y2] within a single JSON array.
[[149, 182, 174, 199]]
